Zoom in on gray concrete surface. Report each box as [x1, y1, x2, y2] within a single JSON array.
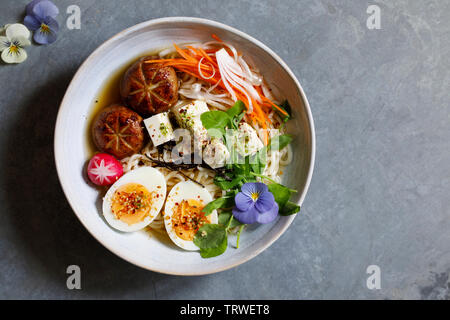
[[0, 0, 449, 299]]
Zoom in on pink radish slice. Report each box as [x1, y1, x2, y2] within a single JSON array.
[[87, 153, 124, 186]]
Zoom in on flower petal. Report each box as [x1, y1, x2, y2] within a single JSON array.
[[32, 0, 59, 20], [255, 190, 275, 212], [11, 36, 31, 47], [234, 191, 254, 211], [33, 26, 57, 44], [43, 16, 59, 33], [240, 183, 255, 197], [232, 206, 259, 224], [254, 182, 269, 194], [255, 202, 279, 224], [0, 36, 10, 52], [241, 182, 268, 197], [24, 15, 41, 31], [6, 23, 30, 40], [26, 0, 45, 16], [1, 46, 27, 64]]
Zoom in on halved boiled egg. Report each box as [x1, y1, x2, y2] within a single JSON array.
[[164, 181, 218, 250], [103, 167, 166, 232]]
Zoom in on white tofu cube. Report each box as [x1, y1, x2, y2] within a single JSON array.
[[143, 112, 174, 147], [203, 139, 230, 168], [172, 100, 210, 152], [229, 122, 264, 157], [172, 100, 209, 129]]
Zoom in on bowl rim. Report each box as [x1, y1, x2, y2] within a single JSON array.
[[54, 16, 316, 275]]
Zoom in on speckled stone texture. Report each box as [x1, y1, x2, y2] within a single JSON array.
[[0, 0, 449, 299]]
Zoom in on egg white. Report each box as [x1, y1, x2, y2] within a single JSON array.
[[103, 167, 167, 232], [164, 181, 218, 251]]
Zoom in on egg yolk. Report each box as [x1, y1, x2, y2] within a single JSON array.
[[111, 183, 153, 225], [172, 199, 211, 241]]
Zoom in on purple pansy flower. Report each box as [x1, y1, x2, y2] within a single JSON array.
[[23, 0, 59, 45], [26, 0, 59, 17], [232, 182, 279, 224]]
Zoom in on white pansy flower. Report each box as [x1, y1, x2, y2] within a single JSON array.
[[0, 23, 31, 64], [0, 24, 11, 35]]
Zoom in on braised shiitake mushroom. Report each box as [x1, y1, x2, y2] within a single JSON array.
[[92, 104, 144, 159], [120, 57, 179, 117]]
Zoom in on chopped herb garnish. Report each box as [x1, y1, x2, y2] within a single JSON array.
[[159, 122, 169, 136]]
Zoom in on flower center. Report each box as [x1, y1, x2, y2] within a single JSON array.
[[40, 23, 50, 34], [9, 45, 19, 54], [251, 192, 259, 201]]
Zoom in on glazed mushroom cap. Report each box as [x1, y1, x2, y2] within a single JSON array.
[[120, 57, 179, 117], [92, 104, 144, 159]]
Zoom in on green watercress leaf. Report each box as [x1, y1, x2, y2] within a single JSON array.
[[274, 100, 292, 122], [232, 112, 246, 129], [279, 201, 301, 216], [207, 128, 225, 139], [268, 183, 292, 209], [201, 110, 231, 131], [194, 224, 228, 258], [243, 156, 251, 177], [253, 134, 292, 171], [250, 151, 266, 174], [218, 211, 231, 226], [268, 134, 293, 151], [226, 100, 246, 119], [202, 193, 236, 215], [214, 175, 243, 190], [218, 212, 244, 229]]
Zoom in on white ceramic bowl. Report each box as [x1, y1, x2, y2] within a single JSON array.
[[54, 17, 315, 275]]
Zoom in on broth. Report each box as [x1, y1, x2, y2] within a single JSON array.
[[85, 50, 163, 156], [85, 61, 131, 156]]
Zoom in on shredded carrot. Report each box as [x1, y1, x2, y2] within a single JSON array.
[[187, 46, 207, 59], [143, 35, 284, 142], [253, 101, 269, 145], [173, 43, 197, 62], [198, 47, 215, 65], [211, 34, 223, 42]]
